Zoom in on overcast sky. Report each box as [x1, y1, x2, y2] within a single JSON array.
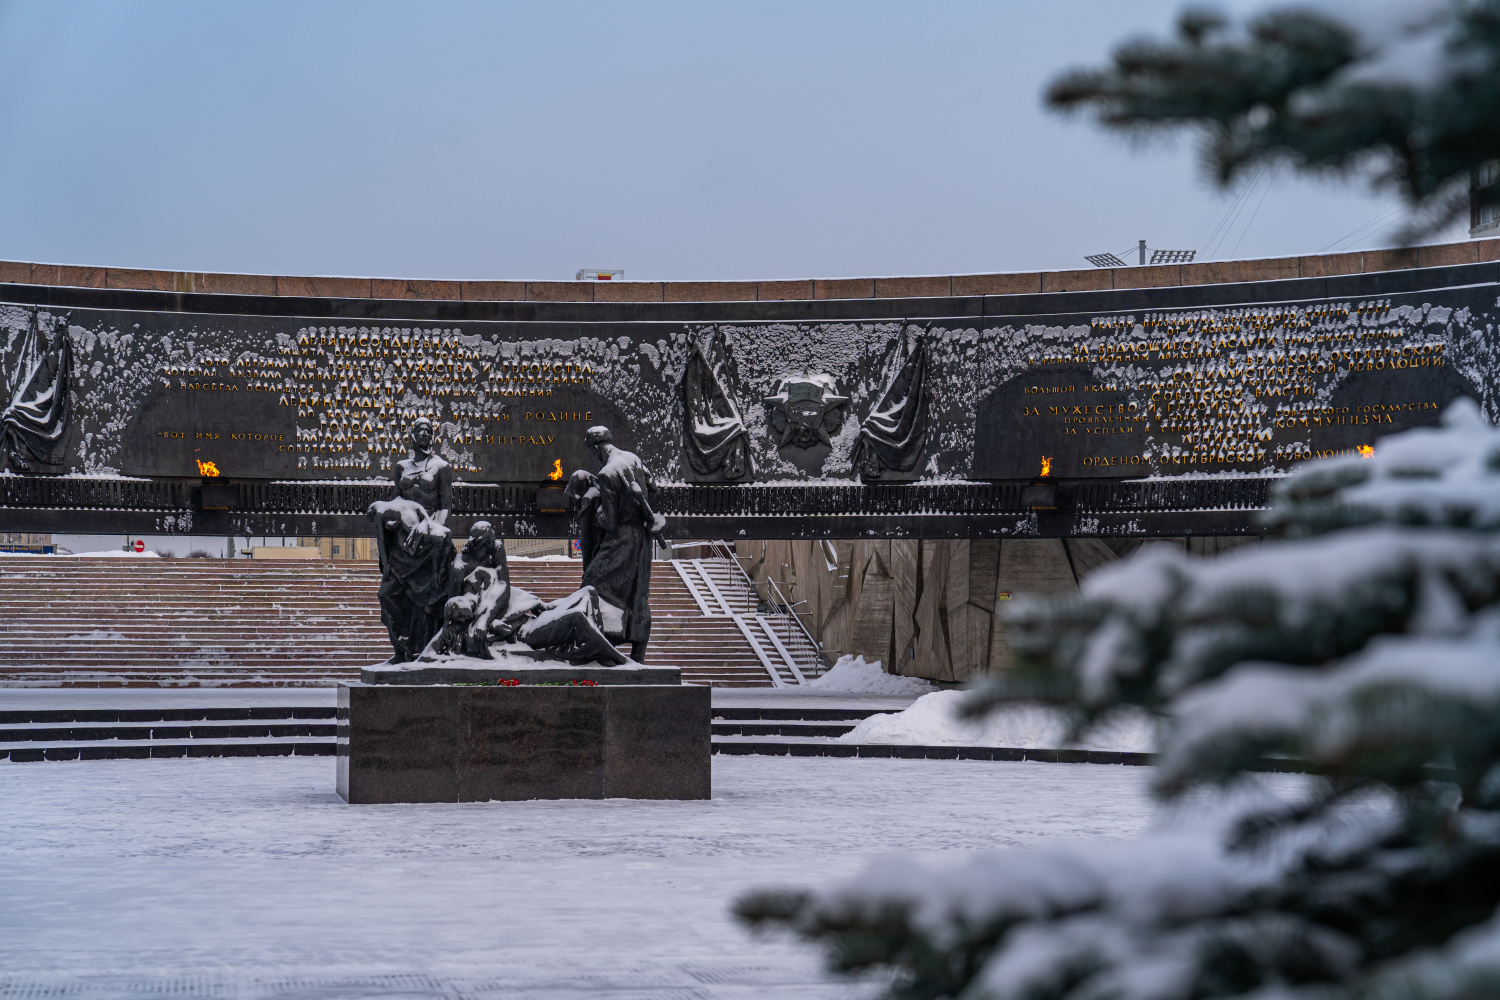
[[0, 1, 1463, 283]]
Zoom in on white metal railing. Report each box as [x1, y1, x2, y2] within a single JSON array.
[[701, 540, 827, 679]]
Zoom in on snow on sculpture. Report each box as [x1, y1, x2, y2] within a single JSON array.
[[737, 397, 1500, 1000], [368, 417, 455, 661], [1, 309, 72, 473], [762, 374, 848, 449], [368, 421, 628, 669], [850, 328, 928, 480], [679, 328, 753, 481], [417, 519, 626, 668], [574, 425, 667, 663]]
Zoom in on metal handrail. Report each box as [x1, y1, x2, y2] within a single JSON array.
[[703, 539, 828, 678]]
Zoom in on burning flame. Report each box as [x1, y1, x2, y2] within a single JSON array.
[[196, 459, 220, 477], [548, 459, 564, 481], [1039, 456, 1052, 477], [1357, 444, 1374, 459]]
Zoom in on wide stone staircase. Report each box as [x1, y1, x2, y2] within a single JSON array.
[[0, 555, 796, 688], [0, 701, 1156, 766]]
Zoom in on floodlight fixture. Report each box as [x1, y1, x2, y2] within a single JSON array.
[[576, 269, 624, 281], [1088, 242, 1198, 268]]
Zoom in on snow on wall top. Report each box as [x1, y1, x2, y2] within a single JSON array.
[[0, 277, 1494, 484]]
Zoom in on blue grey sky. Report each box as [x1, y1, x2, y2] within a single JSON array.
[[0, 1, 1456, 282]]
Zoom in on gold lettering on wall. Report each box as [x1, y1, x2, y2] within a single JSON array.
[[156, 326, 612, 474], [1021, 299, 1449, 470]]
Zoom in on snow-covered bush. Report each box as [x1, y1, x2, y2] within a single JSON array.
[[839, 690, 1157, 752], [736, 399, 1500, 1000]]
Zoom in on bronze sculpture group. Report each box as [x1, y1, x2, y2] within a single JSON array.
[[368, 418, 661, 668]]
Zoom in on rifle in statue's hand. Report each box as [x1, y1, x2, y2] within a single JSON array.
[[628, 480, 670, 549]]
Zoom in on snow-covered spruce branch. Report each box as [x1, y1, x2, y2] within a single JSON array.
[[1267, 399, 1500, 535], [1044, 2, 1500, 239], [737, 400, 1500, 1000], [737, 791, 1500, 1000]]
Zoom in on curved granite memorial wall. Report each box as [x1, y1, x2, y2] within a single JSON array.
[[1, 251, 1494, 489]]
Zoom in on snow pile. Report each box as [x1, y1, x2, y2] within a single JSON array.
[[842, 691, 1157, 751], [808, 655, 935, 696]]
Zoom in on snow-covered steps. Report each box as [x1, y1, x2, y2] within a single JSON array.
[[712, 742, 1154, 765], [708, 699, 1157, 764], [713, 720, 858, 737], [0, 692, 1170, 767], [711, 706, 889, 738], [3, 742, 336, 762], [0, 704, 338, 761], [0, 556, 780, 688]]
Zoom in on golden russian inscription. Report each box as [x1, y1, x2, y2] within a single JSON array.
[[153, 326, 612, 476], [977, 298, 1472, 477]]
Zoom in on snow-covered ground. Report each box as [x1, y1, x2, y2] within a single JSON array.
[[0, 755, 1154, 999]]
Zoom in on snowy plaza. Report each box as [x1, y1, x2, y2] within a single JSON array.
[[11, 3, 1500, 999], [0, 752, 1156, 998]]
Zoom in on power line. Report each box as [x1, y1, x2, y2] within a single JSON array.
[[1319, 204, 1405, 252], [1207, 165, 1276, 260], [1198, 162, 1268, 260], [1206, 164, 1278, 260], [1229, 162, 1282, 258], [1196, 162, 1264, 256]]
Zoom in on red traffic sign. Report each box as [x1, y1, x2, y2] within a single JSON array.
[[133, 539, 145, 553]]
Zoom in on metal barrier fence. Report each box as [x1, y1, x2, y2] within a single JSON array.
[[0, 476, 1275, 517]]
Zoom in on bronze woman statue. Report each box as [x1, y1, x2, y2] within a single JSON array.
[[367, 418, 456, 661], [394, 416, 453, 522]]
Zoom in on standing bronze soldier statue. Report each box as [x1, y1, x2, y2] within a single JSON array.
[[573, 426, 666, 662]]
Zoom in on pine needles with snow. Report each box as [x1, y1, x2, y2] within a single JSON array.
[[736, 399, 1500, 1000]]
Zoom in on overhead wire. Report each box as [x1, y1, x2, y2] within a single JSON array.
[[1198, 170, 1258, 259], [1206, 164, 1275, 259], [1229, 162, 1283, 258], [1318, 203, 1405, 252], [1111, 156, 1399, 268], [1196, 162, 1268, 259]]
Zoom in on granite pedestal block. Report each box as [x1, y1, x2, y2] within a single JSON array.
[[336, 682, 711, 803]]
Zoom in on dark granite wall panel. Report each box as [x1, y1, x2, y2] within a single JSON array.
[[4, 263, 1496, 486]]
